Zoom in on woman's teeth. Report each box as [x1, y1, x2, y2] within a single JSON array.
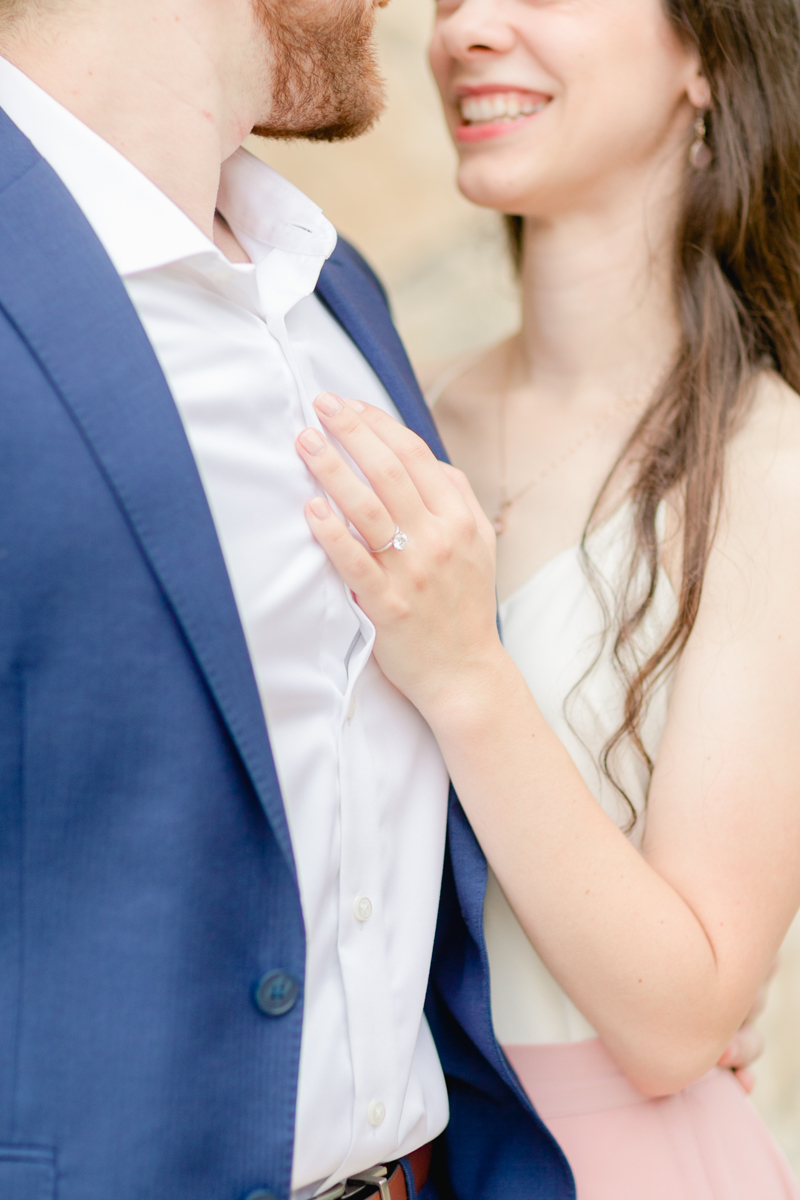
[[459, 93, 548, 125]]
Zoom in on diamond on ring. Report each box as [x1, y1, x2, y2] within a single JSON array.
[[372, 524, 408, 554]]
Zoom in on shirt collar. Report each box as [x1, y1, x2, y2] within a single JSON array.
[[217, 146, 337, 265], [0, 54, 337, 279]]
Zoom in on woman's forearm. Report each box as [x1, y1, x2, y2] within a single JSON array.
[[423, 648, 738, 1096]]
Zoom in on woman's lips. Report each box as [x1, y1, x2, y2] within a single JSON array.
[[455, 89, 551, 144]]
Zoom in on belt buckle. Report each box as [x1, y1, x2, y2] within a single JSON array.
[[316, 1164, 392, 1200], [350, 1165, 392, 1200]]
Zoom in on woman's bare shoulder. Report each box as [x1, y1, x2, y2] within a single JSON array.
[[415, 341, 508, 411], [414, 356, 462, 401], [727, 372, 800, 511], [704, 372, 800, 624], [415, 343, 509, 476]]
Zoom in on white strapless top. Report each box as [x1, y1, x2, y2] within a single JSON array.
[[485, 502, 678, 1045]]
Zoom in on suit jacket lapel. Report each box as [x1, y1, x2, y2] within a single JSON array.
[[446, 791, 537, 1107], [0, 112, 296, 878], [317, 240, 449, 462]]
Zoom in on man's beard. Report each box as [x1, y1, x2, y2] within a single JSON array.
[[253, 0, 386, 142]]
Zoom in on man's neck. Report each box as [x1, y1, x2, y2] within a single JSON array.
[[0, 0, 263, 241]]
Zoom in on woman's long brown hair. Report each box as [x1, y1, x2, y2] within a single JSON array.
[[506, 0, 800, 823]]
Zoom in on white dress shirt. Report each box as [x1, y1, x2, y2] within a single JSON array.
[[0, 57, 450, 1197]]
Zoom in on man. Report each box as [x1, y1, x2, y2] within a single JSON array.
[[0, 2, 766, 1199]]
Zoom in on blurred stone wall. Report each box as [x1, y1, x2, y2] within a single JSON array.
[[250, 0, 800, 1174]]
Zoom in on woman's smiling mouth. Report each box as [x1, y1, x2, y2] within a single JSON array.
[[456, 89, 551, 142]]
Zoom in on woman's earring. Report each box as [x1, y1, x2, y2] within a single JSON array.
[[689, 114, 713, 169]]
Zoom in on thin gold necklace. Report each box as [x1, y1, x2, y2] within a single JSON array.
[[492, 358, 665, 535]]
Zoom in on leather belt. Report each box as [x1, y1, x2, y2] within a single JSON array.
[[316, 1143, 431, 1200]]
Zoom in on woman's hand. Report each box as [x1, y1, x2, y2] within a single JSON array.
[[296, 392, 502, 719], [717, 958, 777, 1093]]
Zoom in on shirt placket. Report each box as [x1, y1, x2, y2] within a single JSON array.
[[332, 668, 403, 1179], [256, 257, 400, 1183]]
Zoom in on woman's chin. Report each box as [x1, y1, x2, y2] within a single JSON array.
[[455, 161, 541, 218]]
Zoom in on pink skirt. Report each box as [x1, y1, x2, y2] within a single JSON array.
[[505, 1039, 799, 1199]]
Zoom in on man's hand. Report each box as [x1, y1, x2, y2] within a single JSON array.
[[717, 960, 778, 1092]]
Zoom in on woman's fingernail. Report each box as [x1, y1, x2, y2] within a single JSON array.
[[298, 428, 326, 455], [315, 392, 343, 416], [309, 496, 331, 519], [342, 396, 366, 413]]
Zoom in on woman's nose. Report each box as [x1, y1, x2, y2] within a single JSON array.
[[434, 0, 517, 63]]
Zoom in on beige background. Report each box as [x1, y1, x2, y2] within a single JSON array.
[[250, 0, 800, 1174]]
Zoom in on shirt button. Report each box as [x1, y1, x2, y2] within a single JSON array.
[[254, 970, 300, 1017], [353, 895, 373, 922], [367, 1100, 386, 1127], [347, 693, 357, 722]]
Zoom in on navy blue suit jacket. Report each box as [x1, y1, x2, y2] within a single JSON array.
[[0, 109, 574, 1200]]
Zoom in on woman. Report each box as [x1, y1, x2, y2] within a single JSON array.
[[296, 0, 800, 1194]]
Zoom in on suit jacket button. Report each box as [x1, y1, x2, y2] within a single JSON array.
[[254, 970, 300, 1016], [243, 1192, 279, 1200]]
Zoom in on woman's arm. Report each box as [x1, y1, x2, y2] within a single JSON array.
[[297, 385, 800, 1097]]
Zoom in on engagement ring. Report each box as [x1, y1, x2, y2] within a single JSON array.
[[371, 525, 409, 554]]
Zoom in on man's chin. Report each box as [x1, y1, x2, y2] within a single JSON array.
[[255, 0, 385, 145], [252, 99, 384, 144]]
